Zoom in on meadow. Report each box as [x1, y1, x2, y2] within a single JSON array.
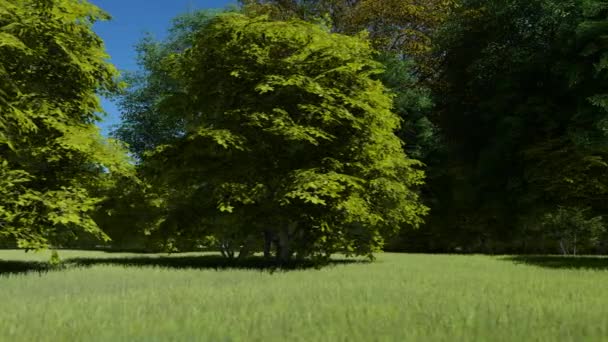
[[1, 250, 608, 342]]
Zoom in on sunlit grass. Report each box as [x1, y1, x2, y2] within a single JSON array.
[[1, 250, 607, 341]]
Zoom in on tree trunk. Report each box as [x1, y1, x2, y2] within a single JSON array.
[[559, 238, 569, 256], [573, 233, 577, 256], [238, 236, 253, 260], [598, 238, 608, 255], [263, 231, 273, 259], [276, 221, 298, 263], [295, 250, 309, 261], [273, 233, 282, 260], [220, 240, 234, 259], [277, 229, 291, 263]]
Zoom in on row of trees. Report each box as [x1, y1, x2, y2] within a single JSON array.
[[1, 0, 607, 261], [419, 0, 608, 253]]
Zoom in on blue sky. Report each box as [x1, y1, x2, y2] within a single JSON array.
[[90, 0, 237, 137]]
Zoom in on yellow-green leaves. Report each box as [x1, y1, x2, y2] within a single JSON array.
[[0, 0, 133, 250], [138, 13, 428, 259], [188, 127, 249, 151], [255, 83, 275, 94], [283, 169, 364, 206], [0, 32, 29, 51]]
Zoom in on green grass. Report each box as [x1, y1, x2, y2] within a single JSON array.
[[1, 250, 608, 341]]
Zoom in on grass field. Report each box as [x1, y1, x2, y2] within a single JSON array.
[[1, 250, 608, 342]]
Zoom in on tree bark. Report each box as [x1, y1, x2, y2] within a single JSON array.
[[220, 240, 234, 259], [597, 238, 607, 255], [238, 236, 253, 260], [276, 221, 298, 263], [277, 229, 291, 263], [559, 238, 569, 256], [275, 234, 283, 261], [263, 231, 273, 259], [295, 250, 309, 261]]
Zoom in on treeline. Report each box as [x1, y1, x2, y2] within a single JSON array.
[[1, 0, 607, 260], [228, 0, 608, 255]]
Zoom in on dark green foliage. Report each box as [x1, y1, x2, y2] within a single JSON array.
[[540, 206, 605, 255], [375, 53, 439, 161], [89, 174, 161, 251], [425, 0, 608, 252]]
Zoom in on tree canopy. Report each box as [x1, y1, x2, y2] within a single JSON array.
[[0, 0, 134, 249], [139, 13, 428, 262]]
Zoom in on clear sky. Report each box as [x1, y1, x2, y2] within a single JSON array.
[[90, 0, 238, 137]]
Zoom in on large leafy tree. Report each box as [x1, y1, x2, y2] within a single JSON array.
[[239, 1, 450, 228], [143, 13, 428, 262], [0, 0, 133, 249]]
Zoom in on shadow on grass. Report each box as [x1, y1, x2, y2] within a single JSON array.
[[0, 254, 369, 277], [501, 255, 608, 271], [0, 259, 53, 277]]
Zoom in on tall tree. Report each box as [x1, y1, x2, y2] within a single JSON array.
[[0, 0, 134, 249], [142, 13, 428, 262]]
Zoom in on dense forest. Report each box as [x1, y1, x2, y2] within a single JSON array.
[[1, 0, 607, 262]]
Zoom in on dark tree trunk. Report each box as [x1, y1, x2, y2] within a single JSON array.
[[294, 229, 309, 261], [219, 245, 227, 258], [220, 240, 234, 259], [597, 238, 608, 255], [295, 250, 309, 261], [278, 230, 291, 262], [276, 222, 298, 264], [238, 236, 253, 261], [274, 235, 283, 261], [263, 231, 273, 259]]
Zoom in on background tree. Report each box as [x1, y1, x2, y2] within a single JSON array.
[[141, 13, 428, 263], [111, 9, 231, 160], [0, 0, 134, 250], [430, 0, 608, 253], [540, 206, 605, 256]]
